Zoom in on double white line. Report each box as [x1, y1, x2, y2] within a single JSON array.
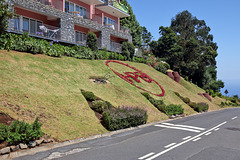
[[155, 123, 205, 133], [139, 121, 227, 160]]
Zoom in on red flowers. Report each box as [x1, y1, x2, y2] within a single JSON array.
[[105, 60, 165, 97]]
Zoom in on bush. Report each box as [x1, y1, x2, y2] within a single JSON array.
[[86, 32, 98, 51], [0, 118, 43, 145], [92, 100, 112, 113], [132, 57, 147, 63], [174, 92, 180, 97], [81, 90, 96, 101], [151, 99, 165, 108], [122, 41, 135, 60], [183, 97, 190, 104], [164, 104, 184, 116], [102, 106, 147, 131], [194, 103, 209, 112], [0, 123, 8, 142], [189, 102, 197, 108], [141, 92, 151, 100], [155, 62, 169, 74], [156, 104, 166, 112]]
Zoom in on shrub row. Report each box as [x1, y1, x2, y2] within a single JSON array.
[[0, 32, 146, 63], [220, 102, 240, 107], [174, 92, 209, 112], [0, 118, 43, 145], [141, 92, 184, 116], [102, 106, 147, 131]]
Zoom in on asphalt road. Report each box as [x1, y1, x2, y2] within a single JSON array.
[[14, 108, 240, 160]]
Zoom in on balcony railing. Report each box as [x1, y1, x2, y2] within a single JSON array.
[[100, 0, 128, 14], [109, 42, 122, 53], [112, 0, 128, 14], [68, 11, 91, 19], [11, 21, 61, 40]]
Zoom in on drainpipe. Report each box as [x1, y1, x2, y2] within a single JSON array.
[[90, 4, 94, 19], [62, 0, 65, 12]]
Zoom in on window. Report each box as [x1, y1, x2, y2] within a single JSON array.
[[69, 2, 74, 14], [23, 17, 29, 32], [104, 16, 115, 25], [14, 17, 20, 31], [19, 16, 43, 34], [65, 1, 69, 13], [65, 1, 87, 17], [75, 31, 86, 44], [30, 19, 36, 34], [36, 21, 43, 33]]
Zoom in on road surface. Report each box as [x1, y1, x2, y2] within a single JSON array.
[[14, 108, 240, 160]]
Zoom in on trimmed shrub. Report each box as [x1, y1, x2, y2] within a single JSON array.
[[183, 97, 190, 104], [174, 92, 180, 97], [92, 100, 112, 113], [102, 106, 147, 131], [86, 32, 98, 51], [189, 102, 197, 108], [156, 104, 166, 112], [194, 103, 209, 112], [164, 104, 184, 116], [141, 92, 151, 100], [81, 90, 96, 101], [151, 99, 165, 108]]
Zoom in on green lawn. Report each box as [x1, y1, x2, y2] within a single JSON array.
[[0, 50, 225, 140]]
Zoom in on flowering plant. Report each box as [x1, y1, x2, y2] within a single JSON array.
[[105, 60, 165, 97]]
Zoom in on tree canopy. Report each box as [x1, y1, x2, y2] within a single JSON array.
[[120, 0, 142, 47], [150, 10, 224, 92], [0, 0, 13, 34], [141, 26, 152, 49]]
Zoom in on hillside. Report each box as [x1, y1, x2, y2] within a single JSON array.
[[0, 50, 224, 141]]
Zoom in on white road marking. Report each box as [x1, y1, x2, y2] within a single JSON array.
[[214, 128, 220, 131], [162, 123, 205, 131], [232, 116, 238, 120], [155, 124, 201, 133], [205, 132, 212, 136], [42, 148, 90, 160], [146, 121, 227, 160], [193, 137, 201, 142], [164, 143, 176, 148], [138, 152, 155, 160], [182, 136, 191, 140]]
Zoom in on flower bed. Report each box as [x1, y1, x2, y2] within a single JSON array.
[[105, 60, 165, 97]]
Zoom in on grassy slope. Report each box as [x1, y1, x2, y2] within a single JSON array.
[[0, 50, 225, 140]]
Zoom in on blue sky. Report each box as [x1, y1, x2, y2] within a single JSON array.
[[128, 0, 240, 96]]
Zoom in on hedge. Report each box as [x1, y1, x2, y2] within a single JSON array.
[[102, 106, 147, 131]]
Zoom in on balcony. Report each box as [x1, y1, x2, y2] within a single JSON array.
[[11, 20, 61, 41], [96, 0, 129, 18], [112, 0, 128, 14]]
